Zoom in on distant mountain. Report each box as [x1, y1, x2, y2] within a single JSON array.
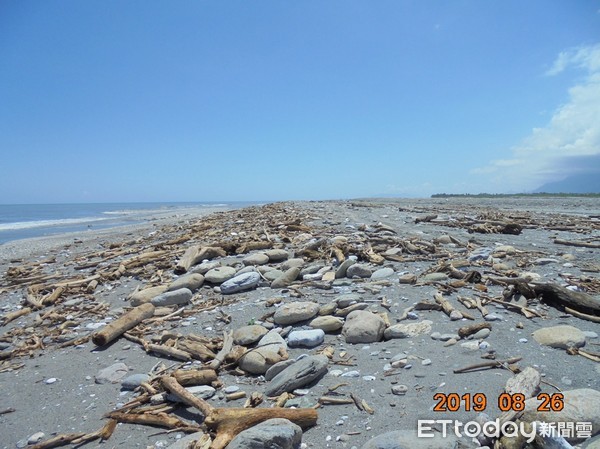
[[533, 173, 600, 194]]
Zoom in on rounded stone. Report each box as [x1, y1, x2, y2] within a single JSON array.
[[204, 266, 237, 284], [233, 325, 269, 346], [273, 302, 320, 325], [242, 253, 270, 266]]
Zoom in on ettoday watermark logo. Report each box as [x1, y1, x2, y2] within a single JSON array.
[[418, 419, 593, 443], [418, 419, 537, 443]]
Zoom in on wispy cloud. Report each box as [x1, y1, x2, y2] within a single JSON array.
[[471, 43, 600, 192]]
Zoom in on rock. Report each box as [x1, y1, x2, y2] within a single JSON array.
[[371, 267, 395, 280], [484, 313, 502, 322], [287, 329, 325, 348], [265, 249, 289, 262], [151, 288, 193, 306], [226, 418, 302, 449], [301, 264, 324, 276], [342, 310, 385, 344], [318, 302, 337, 316], [335, 259, 356, 278], [233, 324, 269, 345], [281, 258, 305, 270], [468, 247, 493, 262], [204, 266, 237, 284], [189, 261, 220, 275], [520, 388, 600, 443], [346, 263, 373, 278], [361, 429, 460, 448], [95, 362, 129, 384], [431, 332, 459, 341], [265, 355, 329, 396], [167, 273, 204, 292], [129, 285, 168, 306], [398, 274, 417, 284], [165, 432, 207, 449], [264, 269, 285, 282], [121, 373, 149, 390], [309, 316, 344, 332], [392, 385, 408, 395], [384, 320, 433, 339], [336, 293, 361, 308], [220, 272, 261, 294], [421, 272, 448, 282], [238, 330, 288, 374], [265, 359, 297, 381], [532, 325, 586, 349], [273, 302, 320, 325], [27, 432, 45, 444], [242, 253, 270, 266], [271, 267, 301, 289], [472, 328, 491, 339], [534, 257, 559, 265]]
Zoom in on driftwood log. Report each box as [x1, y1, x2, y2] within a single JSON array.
[[92, 303, 155, 347], [161, 376, 318, 449], [532, 282, 600, 317]]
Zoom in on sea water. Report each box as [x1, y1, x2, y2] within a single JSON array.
[[0, 202, 243, 244]]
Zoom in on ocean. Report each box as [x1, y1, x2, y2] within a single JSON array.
[[0, 202, 248, 244]]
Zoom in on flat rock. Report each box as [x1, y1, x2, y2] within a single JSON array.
[[342, 310, 385, 344], [336, 293, 361, 308], [121, 373, 149, 390], [233, 324, 269, 345], [361, 429, 460, 449], [265, 355, 329, 396], [287, 329, 325, 348], [533, 325, 586, 349], [220, 272, 261, 294], [129, 285, 168, 306], [346, 263, 373, 278], [273, 302, 320, 325], [189, 261, 220, 275], [371, 267, 395, 280], [95, 362, 129, 384], [271, 267, 301, 289], [167, 273, 204, 292], [238, 330, 288, 374], [242, 253, 270, 266], [264, 269, 285, 282], [384, 320, 433, 340], [265, 359, 297, 381], [309, 315, 344, 332], [265, 249, 290, 262], [204, 266, 237, 284], [151, 288, 193, 306], [505, 367, 541, 398], [226, 418, 302, 449]]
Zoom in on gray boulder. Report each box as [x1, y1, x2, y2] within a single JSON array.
[[227, 418, 302, 449], [265, 355, 329, 396], [342, 310, 385, 344], [220, 272, 261, 294]]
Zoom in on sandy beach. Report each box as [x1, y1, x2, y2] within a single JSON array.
[[0, 198, 599, 449]]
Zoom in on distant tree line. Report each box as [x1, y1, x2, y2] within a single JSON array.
[[431, 192, 600, 198]]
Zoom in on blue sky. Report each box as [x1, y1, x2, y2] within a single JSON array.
[[1, 1, 599, 203]]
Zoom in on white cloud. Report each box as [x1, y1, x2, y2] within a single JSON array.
[[471, 43, 600, 192]]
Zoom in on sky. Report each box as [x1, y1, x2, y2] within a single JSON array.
[[1, 1, 599, 203]]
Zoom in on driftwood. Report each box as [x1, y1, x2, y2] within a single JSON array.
[[553, 238, 600, 249], [92, 303, 155, 347], [176, 246, 227, 273], [532, 282, 600, 316], [173, 368, 218, 386], [434, 292, 475, 320], [454, 357, 522, 374], [458, 322, 491, 339], [161, 376, 318, 449]]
